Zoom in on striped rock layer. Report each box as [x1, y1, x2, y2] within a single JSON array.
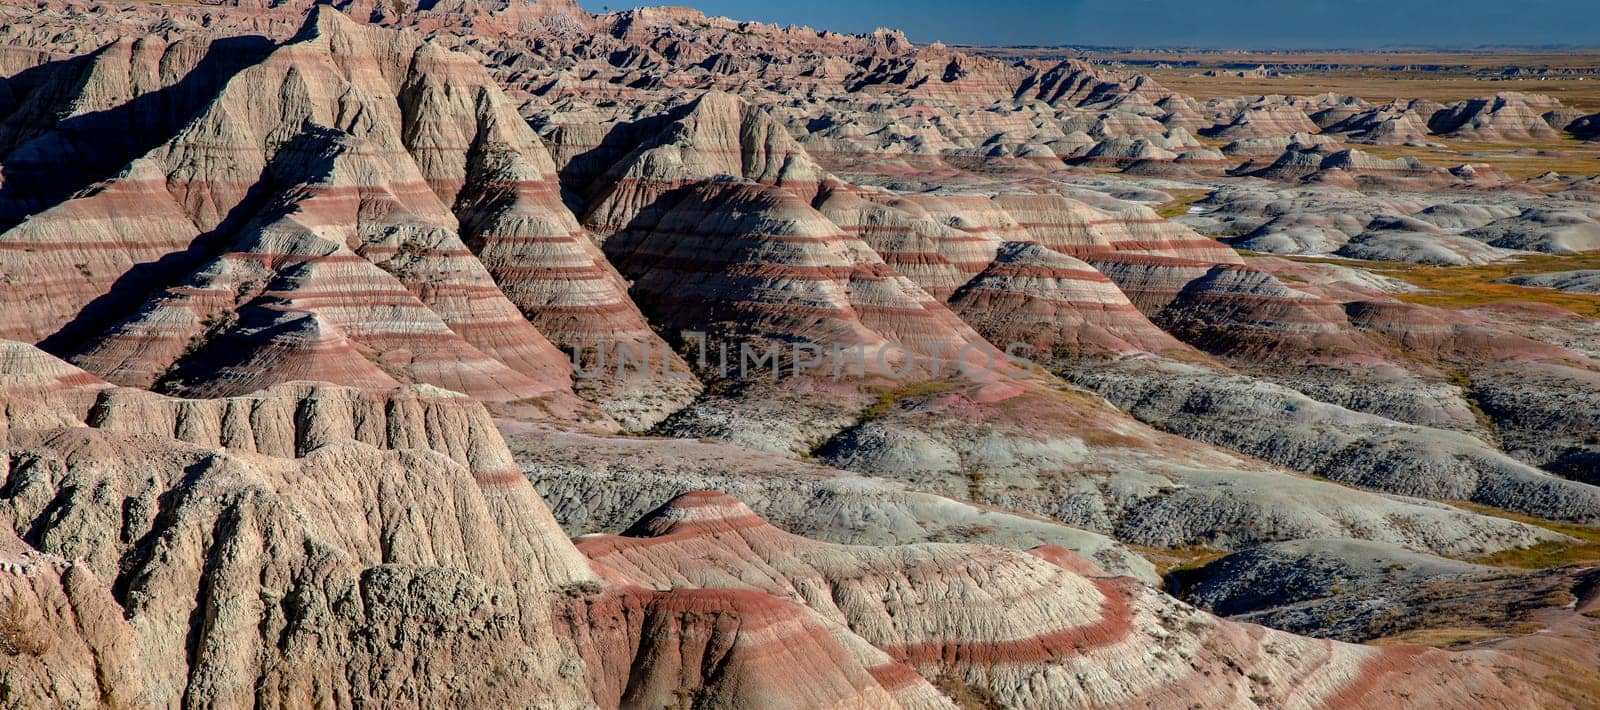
[[949, 241, 1192, 357], [0, 340, 601, 706], [0, 7, 625, 421], [575, 490, 1582, 708], [6, 291, 1600, 707]]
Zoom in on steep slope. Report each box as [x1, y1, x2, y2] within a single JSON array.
[[558, 585, 949, 709], [804, 177, 1600, 523], [581, 90, 826, 237], [0, 524, 145, 707], [1173, 537, 1600, 676], [551, 95, 1600, 546], [0, 344, 943, 707], [1, 375, 602, 707], [511, 424, 1160, 582], [0, 33, 273, 230], [1, 4, 1599, 705], [948, 241, 1192, 357], [0, 8, 606, 420], [1430, 93, 1566, 141], [449, 109, 699, 426], [4, 342, 1589, 708], [602, 179, 986, 364], [577, 490, 1588, 708], [573, 90, 999, 394]]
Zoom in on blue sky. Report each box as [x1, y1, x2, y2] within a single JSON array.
[[575, 0, 1600, 48]]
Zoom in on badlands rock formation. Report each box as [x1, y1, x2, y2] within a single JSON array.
[[1, 9, 602, 422], [575, 491, 1588, 708], [1, 340, 1582, 707], [1429, 92, 1566, 142], [1504, 270, 1600, 294], [1, 348, 602, 705], [1173, 538, 1600, 658], [3, 1, 1600, 707]]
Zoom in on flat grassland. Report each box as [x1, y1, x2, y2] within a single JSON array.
[[1146, 69, 1600, 108], [1357, 138, 1600, 180], [972, 46, 1600, 108]]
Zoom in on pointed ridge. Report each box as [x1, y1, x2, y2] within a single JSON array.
[[623, 490, 773, 538]]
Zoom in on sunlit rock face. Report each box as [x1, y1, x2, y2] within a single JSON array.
[[2, 2, 1600, 706]]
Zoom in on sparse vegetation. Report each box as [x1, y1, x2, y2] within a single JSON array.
[[1131, 56, 1600, 107], [1450, 501, 1600, 569], [0, 596, 51, 657], [928, 523, 997, 542], [1358, 138, 1600, 181], [1133, 544, 1229, 580], [153, 309, 241, 394], [1441, 367, 1499, 435], [559, 579, 604, 598], [965, 469, 987, 503], [1076, 428, 1151, 449], [932, 670, 1006, 710], [1256, 251, 1600, 319], [668, 686, 703, 710], [1368, 625, 1520, 649], [1154, 189, 1213, 219], [853, 380, 956, 426]]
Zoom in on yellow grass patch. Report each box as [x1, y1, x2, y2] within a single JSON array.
[[856, 379, 957, 422], [1154, 188, 1214, 219], [1449, 500, 1600, 569], [1132, 544, 1230, 579], [1254, 252, 1600, 318], [1367, 625, 1532, 648], [1358, 138, 1600, 180]]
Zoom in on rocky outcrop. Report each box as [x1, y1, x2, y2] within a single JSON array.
[[0, 8, 618, 421], [438, 45, 699, 428], [948, 241, 1192, 357], [1243, 146, 1455, 190], [1174, 538, 1600, 656], [607, 179, 985, 365], [814, 182, 1003, 300], [1221, 131, 1340, 157], [1203, 104, 1321, 140], [1502, 269, 1600, 294], [1170, 539, 1493, 620], [581, 90, 825, 237], [3, 339, 545, 482], [1570, 112, 1600, 140], [2, 5, 1600, 705], [1, 424, 599, 707], [0, 525, 145, 707], [995, 192, 1238, 263], [0, 342, 924, 708], [557, 585, 947, 709], [1321, 99, 1441, 145], [1336, 216, 1510, 265], [0, 340, 111, 436], [575, 490, 1587, 708], [0, 33, 273, 230], [510, 424, 1159, 582], [811, 376, 1561, 557], [1430, 92, 1566, 141], [1465, 207, 1600, 253], [1067, 354, 1600, 523]]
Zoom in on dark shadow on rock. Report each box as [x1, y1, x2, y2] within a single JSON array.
[[37, 124, 347, 360], [0, 35, 273, 231]]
